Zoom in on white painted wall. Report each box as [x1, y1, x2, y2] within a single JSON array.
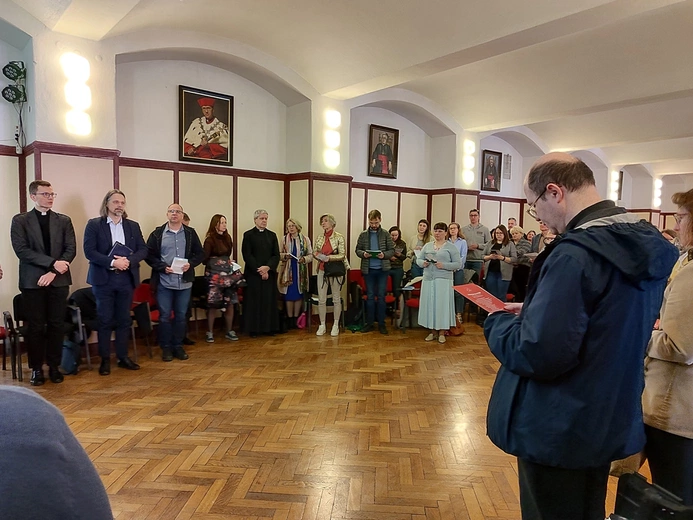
[[349, 106, 431, 188], [430, 135, 456, 189], [0, 38, 25, 150], [116, 60, 287, 172], [286, 101, 311, 173], [479, 135, 525, 199]]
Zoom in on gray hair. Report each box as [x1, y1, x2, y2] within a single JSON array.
[[510, 226, 525, 236], [100, 189, 128, 219], [320, 213, 337, 228], [254, 209, 269, 219], [285, 218, 302, 233]]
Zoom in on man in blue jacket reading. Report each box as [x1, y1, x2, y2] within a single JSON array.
[[484, 152, 679, 519]]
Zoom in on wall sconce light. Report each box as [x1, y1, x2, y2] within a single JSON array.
[[323, 149, 340, 169], [61, 52, 92, 136], [325, 109, 341, 129]]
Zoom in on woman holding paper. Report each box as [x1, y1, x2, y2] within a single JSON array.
[[643, 188, 693, 505], [278, 218, 313, 329], [416, 222, 462, 344], [203, 214, 239, 342], [313, 214, 348, 337], [482, 225, 517, 302]]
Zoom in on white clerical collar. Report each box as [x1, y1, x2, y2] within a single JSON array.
[[256, 227, 265, 232]]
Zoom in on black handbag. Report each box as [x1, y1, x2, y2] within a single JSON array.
[[323, 248, 346, 278]]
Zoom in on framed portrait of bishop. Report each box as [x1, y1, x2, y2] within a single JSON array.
[[179, 85, 234, 166]]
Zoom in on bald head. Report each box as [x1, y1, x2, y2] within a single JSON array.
[[525, 153, 595, 197]]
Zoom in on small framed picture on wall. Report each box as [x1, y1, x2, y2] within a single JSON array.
[[481, 149, 502, 192], [368, 124, 399, 179], [179, 85, 234, 166]]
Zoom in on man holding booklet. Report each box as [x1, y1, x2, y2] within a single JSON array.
[[146, 203, 204, 362], [84, 189, 148, 375], [482, 153, 679, 519]]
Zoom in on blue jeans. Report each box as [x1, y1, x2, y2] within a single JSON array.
[[92, 271, 134, 359], [410, 262, 424, 279], [364, 269, 389, 326], [157, 286, 191, 350], [465, 260, 483, 279], [452, 269, 466, 314], [485, 271, 510, 302], [389, 267, 404, 300]]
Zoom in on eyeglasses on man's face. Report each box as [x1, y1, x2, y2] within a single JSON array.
[[35, 192, 58, 199], [526, 186, 549, 220], [168, 209, 183, 214]]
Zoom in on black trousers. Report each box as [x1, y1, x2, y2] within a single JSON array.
[[21, 286, 69, 370], [518, 458, 610, 520], [645, 424, 693, 505], [91, 271, 134, 360]]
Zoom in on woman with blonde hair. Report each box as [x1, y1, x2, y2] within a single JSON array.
[[313, 214, 349, 336], [643, 188, 693, 504], [278, 218, 313, 329]]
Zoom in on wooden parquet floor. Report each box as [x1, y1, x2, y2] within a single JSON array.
[[1, 323, 621, 519]]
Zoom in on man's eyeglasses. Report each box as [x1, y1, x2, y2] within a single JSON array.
[[674, 213, 688, 224], [526, 186, 548, 220], [35, 192, 57, 199], [168, 209, 183, 214]]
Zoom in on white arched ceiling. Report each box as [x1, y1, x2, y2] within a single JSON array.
[[358, 100, 454, 138], [490, 130, 545, 157], [116, 48, 310, 107]]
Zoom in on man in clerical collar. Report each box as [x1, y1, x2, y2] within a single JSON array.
[[10, 180, 76, 386], [241, 209, 281, 337]]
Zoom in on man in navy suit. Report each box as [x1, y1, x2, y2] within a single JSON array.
[[84, 189, 148, 375], [10, 180, 76, 386]]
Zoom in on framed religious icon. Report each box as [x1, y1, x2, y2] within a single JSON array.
[[179, 85, 234, 166], [481, 149, 502, 192], [368, 124, 399, 179]]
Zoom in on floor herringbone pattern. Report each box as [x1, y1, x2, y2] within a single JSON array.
[[1, 323, 621, 519]]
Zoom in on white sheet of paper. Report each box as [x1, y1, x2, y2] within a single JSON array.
[[171, 257, 188, 275]]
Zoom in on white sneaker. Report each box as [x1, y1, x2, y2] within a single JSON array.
[[331, 324, 340, 336], [316, 324, 326, 336], [425, 333, 436, 341], [205, 331, 214, 343]]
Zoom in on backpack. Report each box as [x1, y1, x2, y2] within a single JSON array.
[[60, 338, 81, 375], [344, 282, 365, 332]]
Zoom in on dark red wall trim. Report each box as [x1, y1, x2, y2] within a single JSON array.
[[120, 156, 288, 181], [18, 153, 27, 213], [173, 168, 180, 203], [284, 179, 291, 225], [113, 155, 120, 189], [30, 141, 120, 159], [0, 145, 16, 156], [35, 149, 42, 180]]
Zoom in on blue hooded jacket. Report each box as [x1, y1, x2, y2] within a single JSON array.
[[484, 203, 679, 469]]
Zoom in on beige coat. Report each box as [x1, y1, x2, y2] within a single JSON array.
[[643, 254, 693, 439], [312, 231, 350, 270]]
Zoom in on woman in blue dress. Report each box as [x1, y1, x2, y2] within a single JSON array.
[[278, 218, 313, 329]]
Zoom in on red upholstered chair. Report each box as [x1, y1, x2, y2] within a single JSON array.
[[403, 280, 422, 329], [131, 282, 158, 358]]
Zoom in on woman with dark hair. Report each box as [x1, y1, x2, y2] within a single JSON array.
[[482, 224, 517, 302], [416, 222, 462, 344], [643, 188, 693, 505], [388, 226, 407, 302], [526, 229, 537, 242], [203, 214, 239, 342], [408, 219, 432, 278], [278, 218, 313, 329]]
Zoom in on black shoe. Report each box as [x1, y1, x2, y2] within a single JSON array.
[[360, 323, 374, 333], [48, 366, 64, 384], [172, 347, 189, 360], [161, 349, 173, 362], [30, 369, 45, 386], [117, 357, 140, 370], [99, 359, 111, 375], [183, 337, 196, 345], [379, 325, 389, 335]]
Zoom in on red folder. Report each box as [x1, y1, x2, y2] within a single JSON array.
[[453, 284, 506, 314]]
